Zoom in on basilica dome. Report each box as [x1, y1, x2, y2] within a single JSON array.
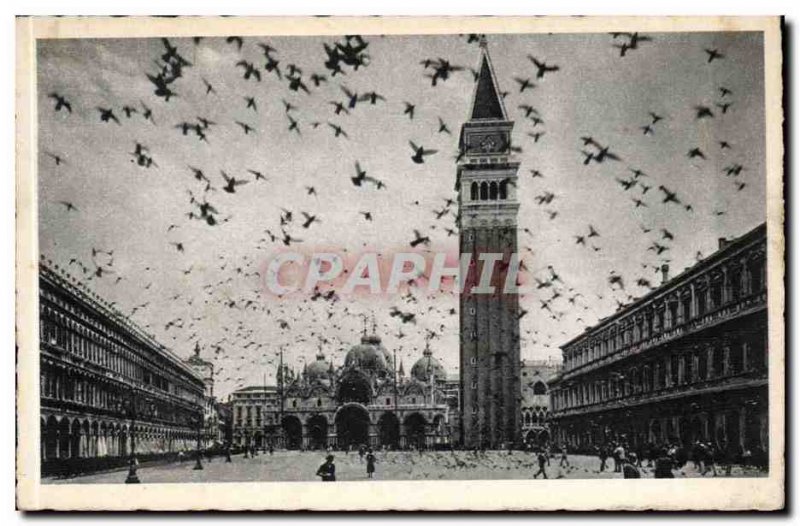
[[306, 350, 332, 383], [344, 334, 393, 376], [411, 343, 446, 383]]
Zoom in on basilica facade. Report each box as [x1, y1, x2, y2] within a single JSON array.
[[231, 331, 454, 451]]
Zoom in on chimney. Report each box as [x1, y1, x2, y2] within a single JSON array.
[[661, 264, 670, 284], [718, 237, 730, 250]]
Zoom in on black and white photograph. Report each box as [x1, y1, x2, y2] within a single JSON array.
[[15, 15, 784, 511]]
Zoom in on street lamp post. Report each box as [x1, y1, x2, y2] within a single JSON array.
[[125, 386, 140, 484], [194, 413, 204, 470], [278, 346, 285, 450]]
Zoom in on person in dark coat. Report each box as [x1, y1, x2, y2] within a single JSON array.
[[598, 445, 608, 472], [316, 454, 336, 482], [533, 449, 548, 479], [622, 453, 641, 479], [366, 448, 376, 479], [654, 449, 675, 478]]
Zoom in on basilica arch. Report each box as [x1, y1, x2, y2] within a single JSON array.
[[281, 415, 303, 450], [335, 403, 371, 448], [378, 412, 400, 448], [403, 412, 427, 450], [307, 414, 329, 450]]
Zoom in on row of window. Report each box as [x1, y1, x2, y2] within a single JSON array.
[[522, 411, 548, 426], [468, 180, 510, 201], [40, 367, 199, 427], [564, 257, 765, 372], [40, 301, 202, 404], [554, 336, 766, 411]]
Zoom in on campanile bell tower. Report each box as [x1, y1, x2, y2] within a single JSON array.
[[457, 37, 522, 449]]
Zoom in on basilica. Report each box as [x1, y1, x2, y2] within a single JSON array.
[[231, 330, 457, 451]]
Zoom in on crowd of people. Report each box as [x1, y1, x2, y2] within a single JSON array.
[[220, 438, 766, 481], [524, 437, 768, 479]]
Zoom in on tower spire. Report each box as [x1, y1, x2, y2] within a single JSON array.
[[468, 38, 507, 121]]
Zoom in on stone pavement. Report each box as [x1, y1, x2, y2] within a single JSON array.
[[46, 451, 768, 484]]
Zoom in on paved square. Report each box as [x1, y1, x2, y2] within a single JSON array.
[[48, 451, 767, 484]]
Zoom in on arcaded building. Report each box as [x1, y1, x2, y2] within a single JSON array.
[[548, 224, 768, 458], [39, 258, 206, 472]]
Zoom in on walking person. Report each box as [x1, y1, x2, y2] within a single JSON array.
[[316, 454, 336, 482], [700, 442, 717, 477], [559, 444, 569, 468], [598, 445, 608, 472], [533, 449, 548, 479], [613, 443, 625, 473], [366, 448, 376, 479]]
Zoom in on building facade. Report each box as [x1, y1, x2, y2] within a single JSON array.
[[230, 385, 281, 449], [184, 343, 223, 448], [548, 224, 768, 461], [231, 331, 453, 450], [39, 258, 206, 470], [457, 38, 522, 449], [520, 359, 562, 446]]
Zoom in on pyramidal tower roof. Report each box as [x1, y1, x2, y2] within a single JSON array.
[[468, 37, 508, 121]]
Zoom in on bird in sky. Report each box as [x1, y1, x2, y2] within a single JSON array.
[[202, 77, 216, 95], [220, 170, 249, 194], [410, 229, 431, 248], [328, 122, 348, 138], [705, 48, 724, 62], [514, 77, 535, 92], [687, 147, 706, 159], [48, 92, 72, 113], [96, 107, 121, 124], [409, 141, 438, 164], [528, 56, 560, 78], [45, 152, 65, 165], [235, 121, 256, 135], [403, 102, 416, 120], [694, 105, 714, 119], [236, 60, 261, 82], [226, 36, 244, 50], [58, 201, 77, 212]]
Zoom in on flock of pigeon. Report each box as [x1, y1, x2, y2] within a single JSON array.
[[40, 32, 758, 397]]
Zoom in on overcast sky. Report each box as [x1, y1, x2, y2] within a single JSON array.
[[37, 31, 765, 399]]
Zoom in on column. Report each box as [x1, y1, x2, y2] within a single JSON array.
[[722, 342, 731, 377], [665, 357, 672, 387], [79, 430, 87, 457], [706, 345, 715, 379], [742, 340, 750, 372]]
